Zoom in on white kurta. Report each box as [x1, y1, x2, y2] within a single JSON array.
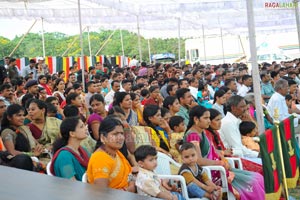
[[220, 112, 259, 158]]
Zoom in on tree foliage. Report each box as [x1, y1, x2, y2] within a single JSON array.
[[1, 30, 185, 62]]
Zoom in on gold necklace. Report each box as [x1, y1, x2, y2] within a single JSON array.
[[101, 146, 117, 158]]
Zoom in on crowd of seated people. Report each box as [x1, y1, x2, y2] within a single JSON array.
[[1, 56, 300, 199]]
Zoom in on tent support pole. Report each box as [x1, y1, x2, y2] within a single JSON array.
[[120, 29, 125, 67], [178, 18, 181, 67], [246, 0, 265, 135], [95, 30, 116, 56], [148, 39, 151, 63], [137, 15, 142, 62], [294, 0, 300, 52], [87, 26, 92, 58], [202, 25, 207, 65], [61, 26, 87, 57], [41, 18, 46, 58], [220, 28, 225, 63], [77, 0, 85, 92], [9, 19, 37, 57]]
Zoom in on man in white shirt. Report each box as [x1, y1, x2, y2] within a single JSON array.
[[22, 59, 37, 79], [220, 95, 261, 161], [267, 79, 290, 121], [269, 78, 300, 133], [85, 81, 97, 109], [4, 56, 9, 69], [188, 78, 198, 99], [129, 55, 139, 68], [120, 79, 132, 93], [104, 80, 120, 111], [237, 75, 252, 97]]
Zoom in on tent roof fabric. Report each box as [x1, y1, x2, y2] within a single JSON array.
[[0, 0, 298, 38]]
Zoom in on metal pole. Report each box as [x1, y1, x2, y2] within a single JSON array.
[[87, 26, 92, 57], [9, 20, 37, 57], [41, 18, 46, 58], [239, 35, 247, 57], [87, 26, 93, 67], [61, 26, 87, 57], [120, 29, 125, 67], [273, 109, 290, 199], [77, 0, 85, 92], [202, 24, 207, 65], [137, 15, 142, 62], [95, 30, 116, 56], [147, 39, 151, 63], [246, 0, 265, 134], [294, 0, 300, 52], [178, 18, 181, 68], [220, 28, 225, 63]]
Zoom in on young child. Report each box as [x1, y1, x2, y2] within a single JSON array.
[[46, 103, 58, 118], [285, 94, 293, 111], [239, 121, 260, 152], [178, 143, 222, 200], [169, 116, 186, 162], [134, 145, 184, 200], [197, 82, 212, 109]]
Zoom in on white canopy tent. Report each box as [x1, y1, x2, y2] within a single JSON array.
[[0, 0, 298, 39], [0, 0, 299, 138]]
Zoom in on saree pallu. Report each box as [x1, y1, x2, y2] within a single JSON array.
[[28, 117, 62, 147], [87, 150, 131, 189], [205, 129, 263, 175], [185, 131, 265, 200]]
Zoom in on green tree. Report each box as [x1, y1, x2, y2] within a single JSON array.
[[1, 30, 186, 62]]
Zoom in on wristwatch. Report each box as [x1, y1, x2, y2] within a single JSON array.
[[127, 174, 136, 182]]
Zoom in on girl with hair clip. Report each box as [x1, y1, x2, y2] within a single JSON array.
[[50, 117, 90, 181]]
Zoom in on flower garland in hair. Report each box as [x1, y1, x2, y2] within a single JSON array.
[[15, 129, 20, 134]]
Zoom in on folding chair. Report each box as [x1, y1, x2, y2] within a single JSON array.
[[46, 161, 53, 176], [82, 173, 88, 183], [155, 152, 235, 200]]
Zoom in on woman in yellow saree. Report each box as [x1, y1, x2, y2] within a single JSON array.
[[87, 117, 135, 192]]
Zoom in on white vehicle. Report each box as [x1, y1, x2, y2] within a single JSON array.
[[255, 42, 293, 64], [185, 36, 246, 65], [185, 36, 295, 65], [256, 52, 292, 64]]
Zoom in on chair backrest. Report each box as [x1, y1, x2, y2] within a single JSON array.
[[82, 173, 88, 183], [154, 152, 181, 175], [46, 161, 53, 176]]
